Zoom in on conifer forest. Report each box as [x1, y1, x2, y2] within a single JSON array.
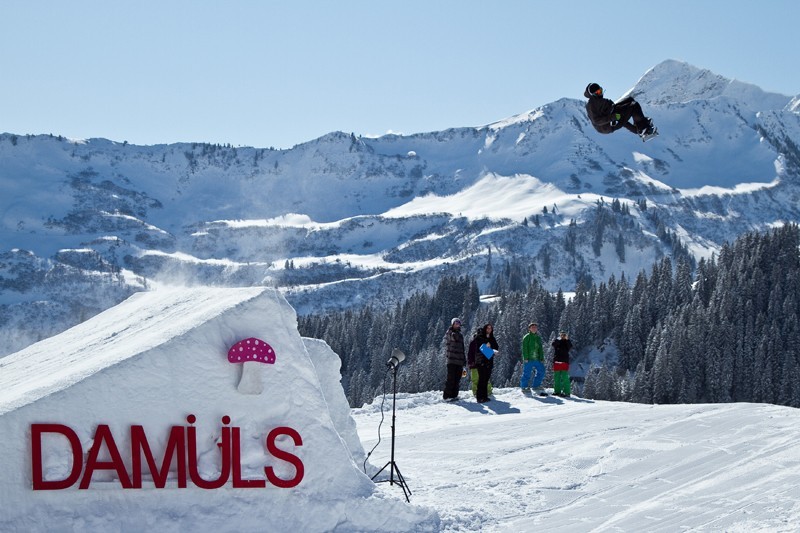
[[299, 224, 800, 408]]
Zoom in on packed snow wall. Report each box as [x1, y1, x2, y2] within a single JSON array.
[[0, 287, 437, 532]]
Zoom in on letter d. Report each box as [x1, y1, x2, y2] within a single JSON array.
[[31, 424, 83, 490]]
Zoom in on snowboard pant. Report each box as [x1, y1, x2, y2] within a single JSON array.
[[553, 370, 571, 395], [612, 97, 650, 135], [470, 368, 493, 397], [443, 363, 463, 400], [476, 363, 493, 401], [521, 360, 545, 389]]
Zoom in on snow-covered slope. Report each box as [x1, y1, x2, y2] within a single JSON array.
[[355, 388, 800, 532], [2, 59, 800, 355], [3, 285, 797, 532]]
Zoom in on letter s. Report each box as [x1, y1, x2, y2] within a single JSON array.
[[264, 427, 304, 488]]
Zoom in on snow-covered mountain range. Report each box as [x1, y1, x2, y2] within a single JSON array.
[[2, 59, 799, 356]]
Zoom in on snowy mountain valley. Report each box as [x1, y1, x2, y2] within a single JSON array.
[[2, 59, 800, 359]]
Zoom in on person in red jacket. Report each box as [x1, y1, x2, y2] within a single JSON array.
[[551, 331, 573, 397], [584, 82, 656, 139]]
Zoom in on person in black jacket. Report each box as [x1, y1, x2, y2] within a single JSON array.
[[442, 318, 466, 401], [584, 82, 656, 139], [551, 331, 573, 397], [469, 323, 499, 403]]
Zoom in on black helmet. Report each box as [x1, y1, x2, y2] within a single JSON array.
[[585, 83, 603, 98]]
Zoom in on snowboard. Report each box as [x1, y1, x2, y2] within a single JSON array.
[[522, 388, 548, 397]]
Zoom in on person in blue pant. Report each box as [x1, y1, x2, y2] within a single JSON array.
[[521, 322, 545, 394]]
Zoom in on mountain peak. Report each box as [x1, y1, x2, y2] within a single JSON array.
[[623, 59, 790, 111]]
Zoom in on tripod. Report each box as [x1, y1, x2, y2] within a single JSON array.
[[371, 361, 412, 502]]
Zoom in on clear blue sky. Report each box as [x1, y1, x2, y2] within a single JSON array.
[[1, 0, 798, 149]]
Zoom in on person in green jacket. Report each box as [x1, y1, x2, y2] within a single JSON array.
[[521, 322, 545, 394]]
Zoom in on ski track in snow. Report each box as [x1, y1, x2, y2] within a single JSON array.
[[354, 388, 800, 532]]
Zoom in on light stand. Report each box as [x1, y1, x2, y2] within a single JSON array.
[[371, 349, 412, 502]]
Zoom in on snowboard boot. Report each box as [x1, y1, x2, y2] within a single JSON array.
[[639, 120, 658, 142], [638, 118, 654, 135]]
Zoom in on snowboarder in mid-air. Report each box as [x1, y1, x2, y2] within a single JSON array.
[[584, 82, 657, 141]]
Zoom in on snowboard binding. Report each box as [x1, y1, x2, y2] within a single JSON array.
[[639, 119, 658, 142]]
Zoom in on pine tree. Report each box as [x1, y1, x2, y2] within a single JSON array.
[[615, 233, 626, 262], [651, 326, 673, 404]]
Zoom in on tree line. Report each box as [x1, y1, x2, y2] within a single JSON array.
[[299, 224, 800, 409]]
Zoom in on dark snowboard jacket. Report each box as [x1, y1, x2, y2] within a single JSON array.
[[584, 87, 617, 134], [552, 338, 573, 365], [444, 327, 466, 366], [469, 331, 498, 368]]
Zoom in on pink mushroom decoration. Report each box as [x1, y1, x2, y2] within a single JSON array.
[[227, 337, 276, 394]]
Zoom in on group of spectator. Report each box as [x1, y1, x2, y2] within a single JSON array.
[[442, 319, 573, 403]]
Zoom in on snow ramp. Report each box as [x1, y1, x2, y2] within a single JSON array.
[[0, 287, 438, 532]]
